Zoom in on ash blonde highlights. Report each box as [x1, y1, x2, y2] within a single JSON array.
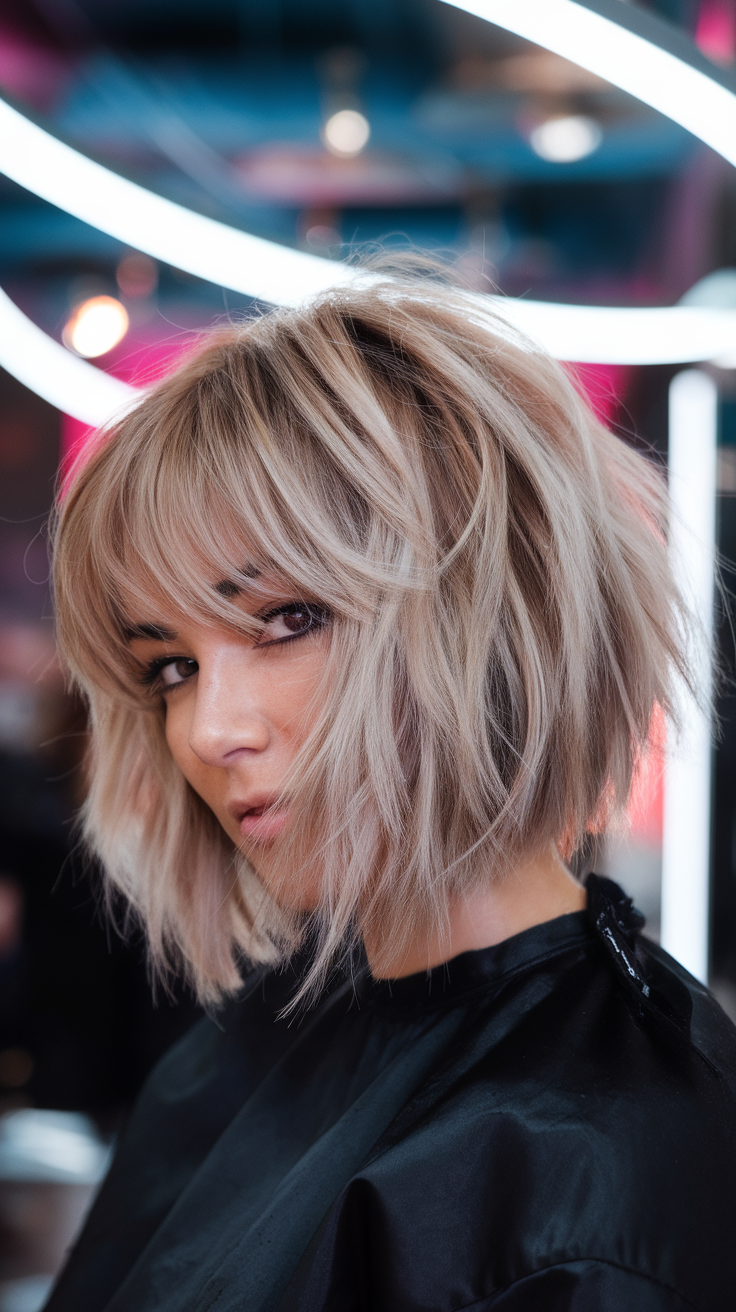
[[53, 273, 690, 1002]]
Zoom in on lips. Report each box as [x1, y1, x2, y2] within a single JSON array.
[[231, 795, 290, 845]]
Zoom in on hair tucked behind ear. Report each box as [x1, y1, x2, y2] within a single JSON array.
[[53, 268, 693, 1004]]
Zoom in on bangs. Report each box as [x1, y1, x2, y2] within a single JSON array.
[[55, 328, 410, 699], [52, 276, 691, 1005]]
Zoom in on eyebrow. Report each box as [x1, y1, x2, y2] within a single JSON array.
[[215, 566, 261, 598], [123, 567, 263, 642], [124, 622, 178, 642]]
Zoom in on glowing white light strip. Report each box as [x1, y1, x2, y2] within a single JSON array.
[[0, 0, 733, 417], [0, 286, 136, 426], [661, 370, 717, 982], [496, 300, 736, 367], [0, 1, 732, 321], [442, 0, 736, 167], [2, 283, 736, 426], [0, 98, 355, 308]]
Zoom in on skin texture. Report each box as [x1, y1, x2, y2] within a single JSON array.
[[130, 581, 586, 980]]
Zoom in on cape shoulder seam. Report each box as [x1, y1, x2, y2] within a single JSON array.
[[449, 1255, 697, 1312]]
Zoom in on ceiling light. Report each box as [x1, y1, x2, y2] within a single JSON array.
[[0, 96, 354, 308], [305, 224, 342, 248], [62, 296, 129, 358], [0, 0, 735, 423], [322, 109, 371, 157], [529, 114, 602, 162], [0, 0, 731, 307]]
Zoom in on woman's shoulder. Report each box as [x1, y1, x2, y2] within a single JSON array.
[[645, 935, 736, 1076], [281, 902, 736, 1312]]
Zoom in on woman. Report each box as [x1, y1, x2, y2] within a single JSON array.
[[47, 274, 736, 1311]]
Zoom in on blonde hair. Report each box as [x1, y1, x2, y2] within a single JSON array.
[[53, 273, 690, 1002]]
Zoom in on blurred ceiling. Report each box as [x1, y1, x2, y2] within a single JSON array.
[[0, 0, 732, 624], [0, 0, 731, 341]]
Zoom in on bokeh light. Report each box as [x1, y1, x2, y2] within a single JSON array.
[[116, 253, 158, 299], [529, 114, 602, 162], [322, 109, 370, 157], [62, 296, 129, 358]]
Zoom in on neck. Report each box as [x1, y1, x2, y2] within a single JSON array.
[[366, 848, 586, 980]]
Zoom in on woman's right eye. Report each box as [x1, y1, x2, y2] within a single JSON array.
[[157, 658, 198, 688]]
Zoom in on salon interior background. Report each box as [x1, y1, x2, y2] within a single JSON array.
[[1, 0, 736, 1117]]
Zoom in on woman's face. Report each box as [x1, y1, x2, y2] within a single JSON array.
[[128, 579, 330, 909]]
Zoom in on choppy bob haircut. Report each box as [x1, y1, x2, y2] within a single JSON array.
[[53, 272, 690, 1003]]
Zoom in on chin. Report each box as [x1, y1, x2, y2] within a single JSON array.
[[252, 859, 323, 915]]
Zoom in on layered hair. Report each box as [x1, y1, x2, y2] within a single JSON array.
[[53, 273, 690, 1002]]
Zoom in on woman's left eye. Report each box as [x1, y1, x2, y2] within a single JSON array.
[[258, 603, 329, 644], [159, 657, 198, 687], [140, 655, 198, 695]]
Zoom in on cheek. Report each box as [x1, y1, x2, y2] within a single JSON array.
[[163, 702, 209, 797], [163, 701, 189, 774], [277, 648, 330, 741]]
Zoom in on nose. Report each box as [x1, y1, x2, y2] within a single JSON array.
[[186, 646, 270, 767]]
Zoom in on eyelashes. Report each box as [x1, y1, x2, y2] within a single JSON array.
[[255, 601, 331, 641], [137, 601, 331, 694], [139, 655, 196, 690]]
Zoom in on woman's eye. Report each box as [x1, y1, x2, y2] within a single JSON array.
[[159, 658, 198, 687], [259, 604, 327, 644]]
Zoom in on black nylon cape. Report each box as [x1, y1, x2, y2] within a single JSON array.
[[44, 876, 736, 1311]]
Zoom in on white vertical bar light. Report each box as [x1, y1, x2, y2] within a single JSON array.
[[661, 371, 718, 981]]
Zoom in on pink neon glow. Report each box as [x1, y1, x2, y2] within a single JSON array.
[[0, 27, 70, 111], [566, 362, 663, 845], [60, 327, 206, 465], [696, 0, 736, 65], [566, 361, 632, 426], [627, 705, 665, 846]]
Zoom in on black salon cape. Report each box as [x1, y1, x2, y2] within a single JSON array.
[[45, 876, 736, 1312]]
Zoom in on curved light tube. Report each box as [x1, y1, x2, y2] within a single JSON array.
[[0, 97, 354, 309], [0, 286, 137, 426], [2, 284, 736, 427], [442, 0, 736, 167], [0, 0, 735, 421], [495, 299, 736, 366]]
